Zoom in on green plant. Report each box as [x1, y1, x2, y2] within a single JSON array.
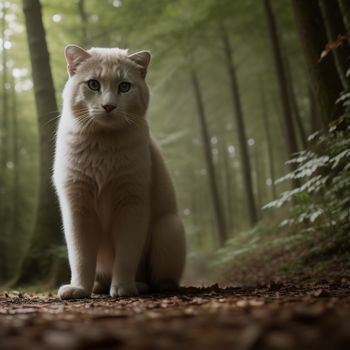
[[264, 116, 350, 237]]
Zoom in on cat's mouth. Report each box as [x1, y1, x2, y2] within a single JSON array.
[[88, 111, 129, 130]]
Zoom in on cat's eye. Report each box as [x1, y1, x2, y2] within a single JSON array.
[[119, 81, 131, 93], [87, 79, 100, 91]]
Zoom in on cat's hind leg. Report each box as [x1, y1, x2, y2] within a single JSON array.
[[149, 214, 186, 291], [93, 274, 111, 295], [93, 238, 114, 295]]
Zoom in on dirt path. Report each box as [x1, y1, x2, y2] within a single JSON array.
[[0, 280, 349, 350]]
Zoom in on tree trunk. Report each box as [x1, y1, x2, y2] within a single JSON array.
[[219, 22, 258, 226], [10, 72, 20, 261], [0, 3, 8, 177], [0, 2, 10, 282], [77, 0, 91, 47], [219, 136, 234, 235], [263, 0, 299, 162], [292, 0, 343, 125], [190, 70, 228, 246], [309, 87, 322, 133], [252, 144, 263, 217], [261, 90, 277, 201], [17, 0, 64, 286], [284, 54, 307, 149], [319, 0, 350, 91], [338, 0, 350, 34]]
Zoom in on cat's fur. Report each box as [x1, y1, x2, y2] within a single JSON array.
[[53, 45, 186, 299]]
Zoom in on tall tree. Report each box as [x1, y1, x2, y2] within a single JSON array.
[[220, 137, 235, 234], [0, 1, 10, 282], [261, 90, 277, 201], [319, 0, 350, 91], [77, 0, 91, 47], [191, 69, 228, 246], [263, 0, 299, 164], [309, 87, 322, 133], [219, 22, 258, 226], [0, 2, 8, 175], [10, 71, 20, 263], [338, 0, 350, 34], [292, 0, 343, 125], [284, 54, 307, 149], [17, 0, 63, 285]]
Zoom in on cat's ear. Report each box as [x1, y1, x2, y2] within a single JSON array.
[[128, 51, 151, 79], [64, 45, 91, 77]]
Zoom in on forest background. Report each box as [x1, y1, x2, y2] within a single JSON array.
[[0, 0, 349, 288]]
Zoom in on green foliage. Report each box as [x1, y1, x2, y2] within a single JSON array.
[[264, 118, 350, 237], [211, 225, 263, 267]]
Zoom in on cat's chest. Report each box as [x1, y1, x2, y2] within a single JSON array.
[[67, 137, 149, 190]]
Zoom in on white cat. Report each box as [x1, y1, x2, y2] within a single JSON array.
[[53, 45, 186, 299]]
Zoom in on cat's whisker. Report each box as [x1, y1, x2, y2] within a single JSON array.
[[79, 117, 95, 136], [44, 114, 62, 126], [122, 110, 142, 119], [121, 112, 135, 127]]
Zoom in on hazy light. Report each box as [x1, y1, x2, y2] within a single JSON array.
[[91, 15, 98, 22], [210, 136, 218, 145], [6, 161, 14, 169], [16, 79, 33, 92], [183, 208, 191, 216], [4, 40, 11, 49], [52, 14, 62, 23], [192, 137, 199, 145], [247, 138, 255, 146], [199, 169, 207, 176], [266, 178, 273, 186], [13, 23, 24, 33], [228, 145, 235, 156], [113, 0, 122, 7], [225, 123, 233, 131], [5, 13, 16, 23], [13, 68, 28, 78], [212, 148, 218, 156], [7, 59, 14, 68]]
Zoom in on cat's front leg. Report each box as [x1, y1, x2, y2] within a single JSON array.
[[57, 186, 101, 300], [110, 204, 149, 297]]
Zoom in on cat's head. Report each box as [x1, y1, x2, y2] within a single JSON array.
[[63, 45, 151, 131]]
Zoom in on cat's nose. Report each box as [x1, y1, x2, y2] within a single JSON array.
[[102, 104, 116, 113]]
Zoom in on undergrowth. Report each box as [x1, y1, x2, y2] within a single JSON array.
[[191, 95, 350, 285]]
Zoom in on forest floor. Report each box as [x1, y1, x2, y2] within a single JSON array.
[[0, 279, 350, 350]]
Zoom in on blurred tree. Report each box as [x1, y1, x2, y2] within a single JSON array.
[[0, 1, 10, 282], [319, 0, 350, 91], [284, 54, 307, 149], [17, 0, 63, 286], [261, 89, 277, 201], [9, 71, 20, 267], [191, 69, 228, 246], [309, 87, 322, 133], [219, 21, 258, 226], [263, 0, 299, 167], [292, 0, 343, 125], [77, 0, 91, 47], [338, 0, 350, 34], [219, 137, 235, 234]]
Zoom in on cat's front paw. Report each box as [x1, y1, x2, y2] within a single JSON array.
[[110, 283, 138, 297], [58, 284, 90, 300]]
